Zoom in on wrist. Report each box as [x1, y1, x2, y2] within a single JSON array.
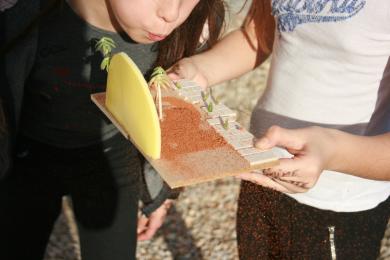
[[323, 128, 343, 171], [160, 199, 173, 213], [191, 54, 212, 87]]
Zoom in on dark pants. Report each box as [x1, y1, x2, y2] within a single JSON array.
[[237, 181, 390, 260], [0, 134, 141, 260]]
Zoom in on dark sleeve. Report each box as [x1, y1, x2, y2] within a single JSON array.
[[0, 106, 9, 176], [0, 0, 40, 179], [0, 67, 11, 179], [0, 12, 11, 178], [138, 157, 181, 217], [0, 129, 10, 179]]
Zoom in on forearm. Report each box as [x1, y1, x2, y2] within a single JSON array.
[[191, 25, 264, 86], [140, 161, 180, 216], [328, 130, 390, 180]]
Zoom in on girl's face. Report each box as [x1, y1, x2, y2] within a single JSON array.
[[108, 0, 200, 43]]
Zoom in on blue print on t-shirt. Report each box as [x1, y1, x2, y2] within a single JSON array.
[[272, 0, 366, 32]]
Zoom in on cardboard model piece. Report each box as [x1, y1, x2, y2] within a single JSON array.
[[91, 53, 279, 188]]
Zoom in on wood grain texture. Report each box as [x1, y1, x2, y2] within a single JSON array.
[[91, 92, 279, 188]]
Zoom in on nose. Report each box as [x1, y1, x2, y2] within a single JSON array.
[[157, 0, 180, 23]]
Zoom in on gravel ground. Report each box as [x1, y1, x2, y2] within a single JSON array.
[[45, 1, 390, 259]]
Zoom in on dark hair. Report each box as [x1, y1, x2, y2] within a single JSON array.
[[242, 0, 275, 65], [1, 0, 226, 69], [156, 0, 226, 68]]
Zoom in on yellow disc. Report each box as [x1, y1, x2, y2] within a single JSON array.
[[105, 52, 161, 159]]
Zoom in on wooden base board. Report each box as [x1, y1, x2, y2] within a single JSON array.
[[91, 92, 279, 188]]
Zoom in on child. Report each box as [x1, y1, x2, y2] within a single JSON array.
[[170, 0, 390, 259], [0, 0, 225, 259]]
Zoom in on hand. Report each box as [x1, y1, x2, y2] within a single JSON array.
[[137, 199, 173, 241], [237, 170, 310, 193], [167, 57, 208, 90], [237, 126, 335, 193]]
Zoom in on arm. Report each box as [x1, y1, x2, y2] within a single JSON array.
[[139, 160, 180, 216], [137, 160, 180, 240], [137, 199, 173, 241], [237, 126, 390, 193], [325, 129, 390, 180], [170, 21, 270, 88]]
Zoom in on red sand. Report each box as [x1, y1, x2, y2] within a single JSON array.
[[161, 96, 229, 160]]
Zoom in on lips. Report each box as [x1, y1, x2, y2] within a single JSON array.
[[148, 32, 167, 41]]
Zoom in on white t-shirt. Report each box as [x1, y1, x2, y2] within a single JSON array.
[[252, 0, 390, 212]]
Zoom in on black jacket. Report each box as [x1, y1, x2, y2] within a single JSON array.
[[0, 0, 178, 215]]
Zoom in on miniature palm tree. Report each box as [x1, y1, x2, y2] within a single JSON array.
[[210, 87, 220, 104], [207, 101, 214, 113], [201, 89, 215, 113], [95, 37, 116, 72], [201, 90, 210, 103], [174, 82, 182, 89], [148, 66, 174, 120], [220, 116, 229, 130]]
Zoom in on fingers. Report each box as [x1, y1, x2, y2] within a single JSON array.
[[276, 175, 301, 182], [263, 169, 309, 193], [237, 171, 308, 194], [167, 73, 181, 81], [167, 64, 182, 81], [254, 125, 305, 151], [262, 167, 309, 193], [240, 156, 311, 193], [236, 171, 292, 193], [166, 60, 192, 80], [263, 167, 298, 178], [262, 156, 319, 191], [167, 59, 208, 89], [273, 178, 309, 193], [252, 126, 324, 193], [262, 158, 301, 179], [137, 215, 165, 241], [137, 200, 172, 241], [137, 215, 149, 236]]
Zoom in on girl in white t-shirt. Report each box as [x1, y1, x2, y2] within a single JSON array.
[[170, 0, 390, 258]]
